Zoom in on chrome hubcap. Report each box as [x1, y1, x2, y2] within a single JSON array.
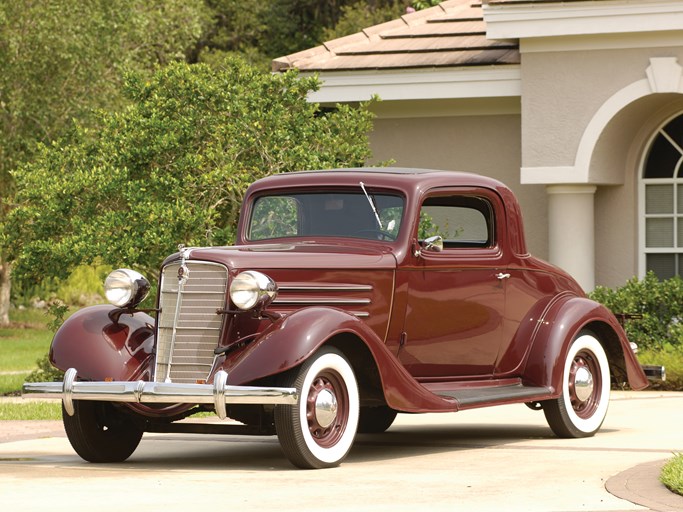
[[574, 366, 594, 402], [314, 389, 338, 428]]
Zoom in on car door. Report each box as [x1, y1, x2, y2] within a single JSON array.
[[398, 189, 507, 380]]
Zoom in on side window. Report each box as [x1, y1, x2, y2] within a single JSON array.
[[249, 196, 300, 240], [419, 195, 493, 248]]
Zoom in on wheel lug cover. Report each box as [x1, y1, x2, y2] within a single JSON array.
[[314, 389, 338, 428], [574, 366, 594, 402]]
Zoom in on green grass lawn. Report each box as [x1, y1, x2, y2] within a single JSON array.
[[661, 453, 683, 496], [0, 308, 52, 395], [0, 401, 61, 420], [0, 308, 57, 419]]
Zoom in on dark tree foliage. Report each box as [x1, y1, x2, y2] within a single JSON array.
[[192, 0, 422, 69]]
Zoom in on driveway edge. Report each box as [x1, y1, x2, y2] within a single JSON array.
[[606, 459, 683, 512]]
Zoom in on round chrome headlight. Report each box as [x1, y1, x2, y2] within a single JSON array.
[[104, 269, 150, 308], [229, 271, 278, 310]]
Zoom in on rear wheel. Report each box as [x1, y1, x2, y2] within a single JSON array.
[[543, 332, 610, 438], [63, 401, 143, 462], [275, 346, 359, 469], [358, 405, 397, 433]]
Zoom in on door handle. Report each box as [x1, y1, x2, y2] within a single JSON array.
[[496, 272, 511, 280]]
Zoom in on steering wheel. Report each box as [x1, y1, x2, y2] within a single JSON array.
[[352, 229, 396, 241]]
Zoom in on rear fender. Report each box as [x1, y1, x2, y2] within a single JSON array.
[[523, 296, 648, 392], [50, 304, 155, 381], [224, 307, 458, 413]]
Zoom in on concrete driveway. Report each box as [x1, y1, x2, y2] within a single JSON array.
[[1, 391, 682, 512]]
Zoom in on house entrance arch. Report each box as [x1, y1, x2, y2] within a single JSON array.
[[524, 58, 683, 290]]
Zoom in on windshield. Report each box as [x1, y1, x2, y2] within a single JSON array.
[[248, 190, 404, 241]]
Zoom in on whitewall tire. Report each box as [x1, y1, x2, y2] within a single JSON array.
[[544, 332, 610, 438], [275, 346, 359, 469]]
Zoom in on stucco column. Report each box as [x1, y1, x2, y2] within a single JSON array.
[[546, 185, 597, 292]]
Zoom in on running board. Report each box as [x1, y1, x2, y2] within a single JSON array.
[[435, 384, 553, 408]]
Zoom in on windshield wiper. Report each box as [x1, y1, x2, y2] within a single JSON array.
[[360, 181, 383, 229]]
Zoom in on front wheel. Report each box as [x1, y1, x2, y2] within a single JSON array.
[[63, 401, 143, 462], [275, 346, 359, 469], [543, 332, 610, 438]]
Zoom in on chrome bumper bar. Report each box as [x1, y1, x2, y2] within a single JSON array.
[[22, 368, 299, 420]]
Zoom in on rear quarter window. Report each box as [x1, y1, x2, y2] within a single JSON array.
[[419, 196, 493, 248]]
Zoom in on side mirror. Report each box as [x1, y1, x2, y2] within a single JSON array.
[[415, 235, 443, 256], [422, 235, 443, 253]]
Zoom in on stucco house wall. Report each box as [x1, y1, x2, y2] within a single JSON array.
[[520, 43, 683, 287], [276, 0, 683, 291], [521, 43, 683, 170], [368, 109, 548, 258]]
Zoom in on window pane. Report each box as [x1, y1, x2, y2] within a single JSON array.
[[248, 191, 404, 241], [664, 115, 683, 151], [249, 196, 299, 240], [646, 218, 674, 247], [644, 134, 679, 178], [420, 205, 488, 242], [647, 253, 676, 279], [646, 184, 674, 214]]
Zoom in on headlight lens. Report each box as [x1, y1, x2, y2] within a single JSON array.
[[104, 269, 150, 308], [229, 270, 278, 310]]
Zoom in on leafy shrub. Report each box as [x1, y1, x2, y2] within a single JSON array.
[[25, 352, 64, 384], [7, 57, 375, 285], [55, 262, 111, 306], [589, 272, 683, 352], [12, 261, 111, 308], [25, 301, 68, 385], [661, 453, 683, 496], [637, 345, 683, 390]]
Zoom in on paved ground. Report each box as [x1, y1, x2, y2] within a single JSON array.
[[0, 391, 682, 512]]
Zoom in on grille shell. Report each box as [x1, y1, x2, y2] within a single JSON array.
[[155, 261, 228, 383]]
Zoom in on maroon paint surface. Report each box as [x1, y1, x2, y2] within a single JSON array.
[[52, 168, 647, 416]]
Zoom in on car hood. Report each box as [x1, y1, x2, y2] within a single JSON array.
[[162, 241, 398, 271]]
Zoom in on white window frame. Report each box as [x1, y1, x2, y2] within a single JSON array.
[[639, 112, 683, 278]]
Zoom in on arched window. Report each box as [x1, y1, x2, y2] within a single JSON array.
[[641, 114, 683, 279]]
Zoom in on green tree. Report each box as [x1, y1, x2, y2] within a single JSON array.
[[322, 1, 406, 41], [193, 0, 422, 71], [6, 58, 374, 282], [0, 0, 209, 325]]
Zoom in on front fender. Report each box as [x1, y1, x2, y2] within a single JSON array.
[[50, 304, 155, 381], [224, 307, 458, 413], [523, 296, 648, 392], [223, 307, 347, 384]]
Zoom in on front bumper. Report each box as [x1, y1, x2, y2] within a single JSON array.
[[22, 368, 299, 420]]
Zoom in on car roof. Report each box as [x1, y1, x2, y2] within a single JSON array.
[[248, 167, 509, 193]]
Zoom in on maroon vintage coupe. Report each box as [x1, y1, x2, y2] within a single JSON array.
[[24, 168, 648, 469]]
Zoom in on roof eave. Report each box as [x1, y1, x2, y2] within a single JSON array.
[[483, 0, 683, 39], [298, 65, 521, 104]]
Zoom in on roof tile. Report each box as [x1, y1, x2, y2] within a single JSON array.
[[273, 0, 519, 73]]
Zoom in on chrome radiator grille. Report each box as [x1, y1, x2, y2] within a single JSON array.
[[155, 261, 228, 383]]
